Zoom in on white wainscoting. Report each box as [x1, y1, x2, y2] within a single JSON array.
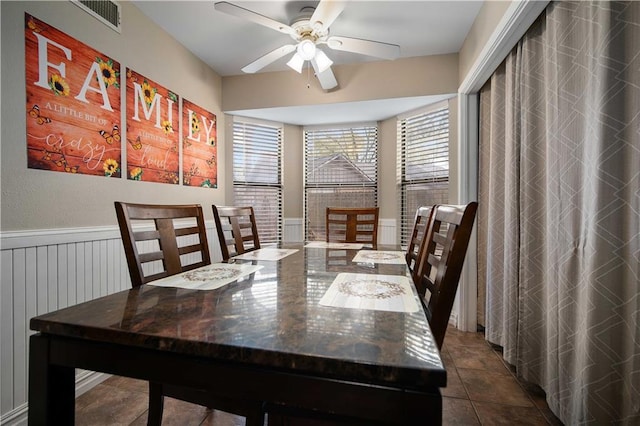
[[378, 218, 398, 246], [0, 226, 125, 424], [0, 224, 224, 425], [283, 218, 304, 243], [0, 218, 395, 425]]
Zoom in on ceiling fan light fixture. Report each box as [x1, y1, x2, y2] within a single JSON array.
[[286, 52, 305, 73], [297, 39, 317, 61], [314, 50, 333, 73]]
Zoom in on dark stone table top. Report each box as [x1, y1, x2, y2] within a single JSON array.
[[30, 244, 446, 390]]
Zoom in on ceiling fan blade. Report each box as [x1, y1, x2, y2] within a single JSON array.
[[214, 2, 294, 34], [311, 59, 338, 91], [242, 44, 297, 74], [327, 36, 400, 60], [310, 0, 345, 31]]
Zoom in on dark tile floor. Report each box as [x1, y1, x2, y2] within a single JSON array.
[[75, 328, 564, 425]]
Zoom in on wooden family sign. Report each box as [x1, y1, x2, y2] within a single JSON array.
[[25, 14, 122, 177], [25, 14, 218, 188], [125, 69, 179, 184], [182, 99, 217, 188]]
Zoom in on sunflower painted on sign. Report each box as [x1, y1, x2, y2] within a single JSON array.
[[161, 120, 173, 135], [141, 80, 156, 107], [96, 57, 119, 88], [49, 74, 70, 96], [103, 158, 119, 177], [130, 167, 143, 181], [191, 114, 200, 135]]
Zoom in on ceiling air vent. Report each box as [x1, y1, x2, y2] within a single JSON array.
[[72, 0, 121, 33]]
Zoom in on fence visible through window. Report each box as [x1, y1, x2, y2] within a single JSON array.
[[304, 124, 378, 241]]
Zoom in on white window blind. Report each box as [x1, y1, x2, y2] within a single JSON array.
[[233, 120, 282, 243], [304, 124, 378, 241], [398, 106, 449, 245]]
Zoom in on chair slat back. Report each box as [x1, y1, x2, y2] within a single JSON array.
[[406, 206, 436, 284], [115, 202, 211, 287], [416, 202, 478, 349], [325, 207, 379, 249], [212, 205, 261, 262]]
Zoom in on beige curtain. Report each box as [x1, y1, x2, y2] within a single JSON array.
[[478, 2, 640, 424]]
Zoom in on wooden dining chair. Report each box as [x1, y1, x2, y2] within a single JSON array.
[[415, 202, 478, 350], [325, 207, 379, 249], [212, 205, 261, 262], [114, 202, 265, 426], [114, 201, 211, 287], [405, 205, 436, 285]]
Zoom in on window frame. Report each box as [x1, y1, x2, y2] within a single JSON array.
[[232, 117, 283, 243], [397, 101, 450, 246], [304, 122, 379, 241]]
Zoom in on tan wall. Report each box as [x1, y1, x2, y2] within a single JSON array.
[[458, 0, 512, 83], [378, 117, 399, 221], [223, 54, 458, 111], [282, 124, 304, 218], [1, 0, 494, 232], [448, 96, 460, 202], [223, 114, 235, 205], [1, 1, 225, 231]]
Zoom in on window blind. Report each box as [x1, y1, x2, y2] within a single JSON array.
[[398, 106, 449, 245], [233, 120, 282, 243], [304, 124, 378, 241]]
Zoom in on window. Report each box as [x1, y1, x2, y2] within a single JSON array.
[[233, 119, 282, 243], [304, 124, 378, 241], [398, 104, 449, 245]]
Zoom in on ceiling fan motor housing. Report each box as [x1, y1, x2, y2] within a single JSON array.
[[290, 6, 329, 44]]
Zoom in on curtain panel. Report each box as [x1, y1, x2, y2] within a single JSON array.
[[479, 2, 640, 424]]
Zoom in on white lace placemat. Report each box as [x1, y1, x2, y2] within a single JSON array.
[[305, 241, 364, 249], [148, 263, 263, 291], [352, 250, 406, 264], [232, 248, 298, 261], [319, 273, 419, 313]]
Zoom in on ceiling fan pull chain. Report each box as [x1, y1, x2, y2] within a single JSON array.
[[307, 65, 311, 89]]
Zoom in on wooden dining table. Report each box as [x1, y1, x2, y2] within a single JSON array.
[[28, 243, 446, 425]]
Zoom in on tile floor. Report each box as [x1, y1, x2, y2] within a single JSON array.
[[75, 328, 564, 425]]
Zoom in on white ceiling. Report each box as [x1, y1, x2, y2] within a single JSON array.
[[132, 0, 484, 125], [228, 94, 455, 126]]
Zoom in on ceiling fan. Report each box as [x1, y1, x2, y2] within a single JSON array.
[[213, 1, 401, 91]]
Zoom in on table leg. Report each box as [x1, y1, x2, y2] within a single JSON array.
[[28, 334, 75, 425]]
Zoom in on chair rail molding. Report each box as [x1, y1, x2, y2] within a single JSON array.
[[456, 0, 549, 332]]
